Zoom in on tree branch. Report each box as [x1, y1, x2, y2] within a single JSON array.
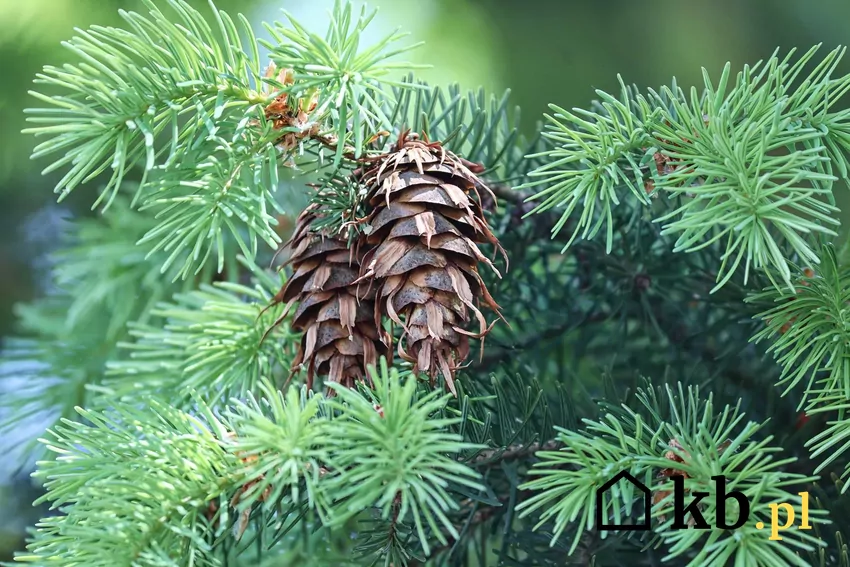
[[471, 439, 561, 465], [489, 182, 533, 205]]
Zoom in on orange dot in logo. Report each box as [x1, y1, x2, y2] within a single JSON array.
[[755, 522, 764, 529]]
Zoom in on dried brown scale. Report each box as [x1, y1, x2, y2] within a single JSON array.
[[264, 204, 385, 391], [260, 62, 320, 153], [356, 134, 507, 395]]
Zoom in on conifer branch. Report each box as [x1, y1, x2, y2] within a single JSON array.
[[0, 197, 207, 459], [264, 0, 426, 163], [25, 0, 423, 278], [103, 262, 296, 407], [524, 46, 850, 292], [748, 244, 850, 483], [10, 0, 850, 563], [518, 383, 828, 567], [749, 244, 849, 412], [14, 363, 480, 566]]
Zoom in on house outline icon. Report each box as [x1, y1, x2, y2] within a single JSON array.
[[595, 470, 652, 531]]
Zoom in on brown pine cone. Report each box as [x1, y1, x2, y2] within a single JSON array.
[[265, 204, 384, 390], [356, 133, 506, 394]]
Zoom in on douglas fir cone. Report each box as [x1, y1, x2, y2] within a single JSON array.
[[356, 134, 506, 395]]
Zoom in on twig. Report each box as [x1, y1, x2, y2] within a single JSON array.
[[472, 439, 561, 465], [489, 182, 533, 205], [387, 491, 402, 547]]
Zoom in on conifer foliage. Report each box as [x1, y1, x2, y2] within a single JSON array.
[[7, 0, 850, 566]]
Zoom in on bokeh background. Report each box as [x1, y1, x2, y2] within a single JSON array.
[[2, 0, 850, 559]]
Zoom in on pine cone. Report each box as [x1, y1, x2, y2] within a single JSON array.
[[357, 134, 506, 394], [266, 204, 383, 390]]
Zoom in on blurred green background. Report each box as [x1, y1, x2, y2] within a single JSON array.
[[1, 0, 849, 559]]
